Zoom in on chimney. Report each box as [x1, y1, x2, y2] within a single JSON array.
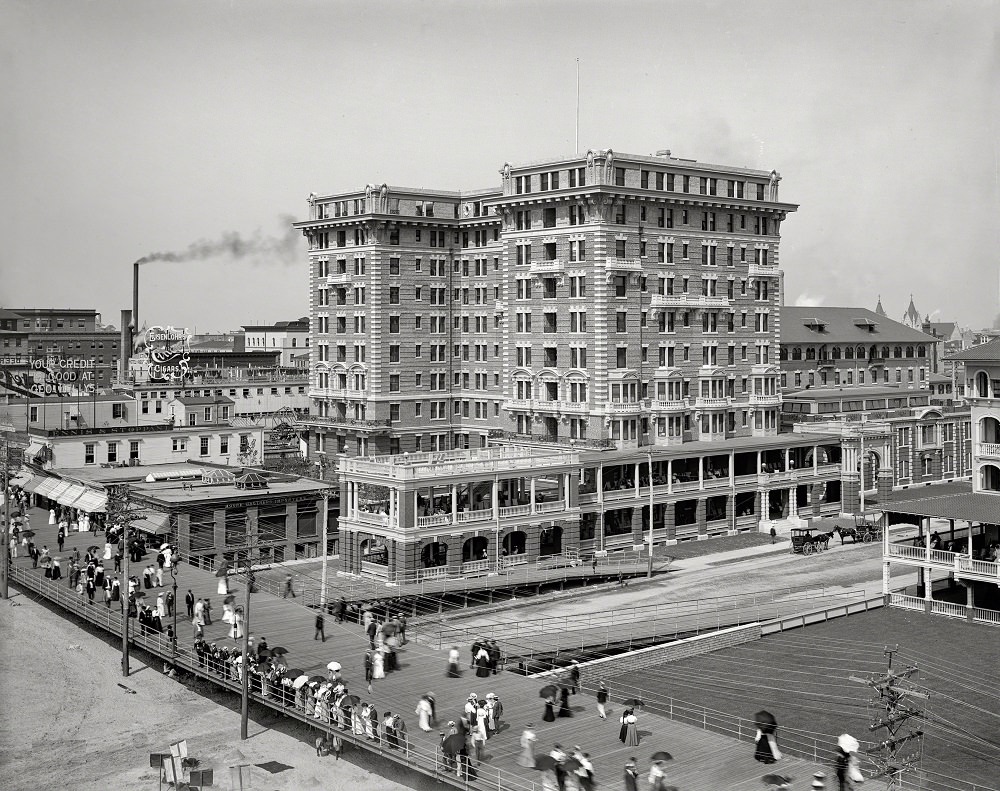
[[119, 309, 132, 383], [655, 149, 672, 158], [133, 261, 140, 333]]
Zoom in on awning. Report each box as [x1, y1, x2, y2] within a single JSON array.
[[10, 471, 31, 487], [54, 483, 87, 507], [133, 513, 171, 536], [24, 441, 44, 460], [45, 480, 75, 504], [69, 488, 107, 514], [20, 475, 48, 494], [33, 478, 63, 499]]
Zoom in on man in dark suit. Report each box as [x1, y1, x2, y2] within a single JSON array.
[[185, 589, 195, 618]]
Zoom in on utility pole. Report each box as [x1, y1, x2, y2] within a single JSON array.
[[108, 484, 144, 677], [1, 431, 12, 600], [850, 645, 926, 789]]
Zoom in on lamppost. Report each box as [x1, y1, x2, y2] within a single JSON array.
[[646, 450, 655, 578]]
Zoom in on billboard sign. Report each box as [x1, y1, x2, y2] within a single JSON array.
[[0, 356, 97, 398], [130, 326, 192, 383]]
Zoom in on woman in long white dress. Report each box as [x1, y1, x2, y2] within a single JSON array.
[[217, 575, 229, 595], [415, 697, 433, 731], [222, 601, 235, 624], [373, 648, 385, 679], [516, 725, 536, 768], [48, 509, 56, 526], [156, 593, 166, 618]]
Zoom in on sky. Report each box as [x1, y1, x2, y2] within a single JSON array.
[[2, 0, 998, 332]]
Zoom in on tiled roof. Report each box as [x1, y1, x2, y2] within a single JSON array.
[[780, 307, 936, 345], [949, 338, 1000, 362]]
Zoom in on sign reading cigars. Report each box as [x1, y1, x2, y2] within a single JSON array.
[[130, 325, 192, 384]]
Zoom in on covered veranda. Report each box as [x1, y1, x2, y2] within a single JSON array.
[[881, 488, 1000, 624]]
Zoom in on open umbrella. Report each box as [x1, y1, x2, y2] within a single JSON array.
[[539, 684, 559, 699], [650, 751, 673, 762], [270, 646, 289, 656], [345, 694, 361, 707], [284, 667, 304, 678], [18, 530, 35, 539], [308, 674, 325, 685], [534, 755, 558, 772], [755, 710, 778, 735], [258, 648, 272, 659], [223, 595, 236, 605], [292, 675, 310, 690], [86, 545, 101, 555], [441, 733, 466, 756], [326, 661, 342, 672], [621, 698, 645, 708], [762, 774, 793, 787], [134, 590, 147, 599], [160, 542, 171, 550], [215, 562, 230, 578]]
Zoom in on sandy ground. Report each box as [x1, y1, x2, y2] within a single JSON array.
[[0, 592, 438, 791]]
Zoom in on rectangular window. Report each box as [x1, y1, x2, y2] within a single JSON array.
[[107, 442, 118, 463], [200, 437, 210, 456]]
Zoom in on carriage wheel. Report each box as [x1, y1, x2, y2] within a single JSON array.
[[803, 542, 815, 555], [862, 532, 874, 543]]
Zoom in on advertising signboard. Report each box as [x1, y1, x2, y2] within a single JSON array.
[[130, 326, 192, 383]]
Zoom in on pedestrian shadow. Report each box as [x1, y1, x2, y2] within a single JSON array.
[[638, 729, 653, 738]]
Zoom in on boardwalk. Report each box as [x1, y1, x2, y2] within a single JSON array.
[[7, 503, 881, 791]]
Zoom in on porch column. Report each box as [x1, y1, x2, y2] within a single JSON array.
[[447, 533, 464, 575], [631, 507, 644, 548], [813, 445, 819, 475], [916, 518, 926, 600], [664, 501, 676, 544], [696, 498, 707, 539], [667, 460, 673, 494], [965, 580, 975, 621], [451, 484, 457, 523], [729, 452, 735, 487], [698, 457, 704, 490], [491, 479, 499, 521], [529, 477, 537, 508], [388, 487, 396, 527], [788, 488, 798, 519], [634, 463, 640, 498], [596, 510, 605, 551]]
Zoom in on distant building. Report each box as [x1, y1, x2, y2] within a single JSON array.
[[0, 307, 120, 395], [242, 318, 310, 367], [900, 294, 922, 329], [779, 307, 936, 391]]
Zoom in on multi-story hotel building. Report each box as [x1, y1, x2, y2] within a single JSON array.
[[294, 150, 796, 461]]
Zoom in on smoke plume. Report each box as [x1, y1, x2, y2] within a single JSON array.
[[135, 214, 300, 266]]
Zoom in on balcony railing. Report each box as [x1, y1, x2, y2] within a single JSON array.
[[749, 394, 782, 406], [295, 415, 390, 432], [307, 387, 347, 400], [417, 566, 448, 581], [695, 396, 730, 409], [977, 442, 1000, 458], [327, 272, 352, 285], [499, 504, 531, 518], [607, 401, 643, 414], [416, 513, 451, 527], [355, 510, 394, 527], [957, 557, 999, 579], [504, 398, 533, 410], [460, 559, 491, 575], [650, 398, 689, 413], [535, 499, 566, 513], [456, 508, 493, 523], [747, 262, 779, 278], [604, 256, 643, 271], [650, 293, 731, 310], [529, 259, 567, 275]]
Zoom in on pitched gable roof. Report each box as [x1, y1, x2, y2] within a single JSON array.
[[780, 307, 936, 345], [949, 337, 1000, 362]]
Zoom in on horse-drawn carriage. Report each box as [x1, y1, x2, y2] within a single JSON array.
[[836, 512, 883, 544], [789, 526, 834, 555]]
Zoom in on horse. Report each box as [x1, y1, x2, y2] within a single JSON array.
[[835, 526, 859, 545], [813, 531, 835, 550]]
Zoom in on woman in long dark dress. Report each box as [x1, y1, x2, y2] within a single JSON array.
[[475, 645, 491, 678], [618, 708, 633, 743], [542, 695, 556, 722], [557, 685, 573, 717]]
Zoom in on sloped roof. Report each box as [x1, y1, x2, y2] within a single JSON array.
[[949, 337, 1000, 362], [926, 321, 957, 339], [874, 296, 887, 317], [780, 307, 936, 345], [172, 396, 236, 406], [884, 487, 1000, 523], [902, 294, 921, 325]]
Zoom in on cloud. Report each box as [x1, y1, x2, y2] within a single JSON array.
[[793, 292, 825, 307]]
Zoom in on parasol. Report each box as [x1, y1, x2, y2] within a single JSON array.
[[292, 675, 310, 690], [86, 545, 101, 555], [837, 734, 860, 754], [539, 684, 559, 699], [754, 710, 778, 735], [215, 562, 230, 578], [441, 733, 466, 756], [562, 758, 582, 772], [232, 655, 244, 663], [18, 530, 35, 539], [224, 595, 236, 605], [762, 774, 793, 787], [621, 698, 645, 708], [258, 648, 272, 659], [284, 667, 304, 678], [134, 590, 146, 598], [534, 755, 558, 771], [160, 542, 171, 550], [326, 661, 342, 672], [650, 751, 674, 762], [270, 646, 289, 656], [345, 694, 361, 707], [308, 674, 325, 685]]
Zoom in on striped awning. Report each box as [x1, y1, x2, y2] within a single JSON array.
[[24, 441, 45, 461], [133, 513, 171, 536], [54, 483, 87, 508], [33, 478, 62, 499], [45, 480, 76, 504], [69, 488, 107, 514]]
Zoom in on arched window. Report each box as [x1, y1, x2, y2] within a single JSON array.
[[882, 346, 890, 358], [894, 346, 902, 358], [779, 347, 788, 361], [831, 346, 841, 360], [791, 346, 802, 360], [905, 346, 914, 358], [806, 347, 816, 360], [856, 346, 865, 359], [918, 345, 926, 357], [844, 347, 854, 359], [976, 371, 990, 399]]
